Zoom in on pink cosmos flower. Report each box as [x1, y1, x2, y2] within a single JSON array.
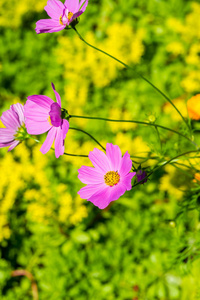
[[78, 143, 136, 209], [36, 0, 89, 34], [0, 103, 26, 151], [24, 83, 69, 158]]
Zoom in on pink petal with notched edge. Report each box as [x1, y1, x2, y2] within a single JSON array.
[[87, 186, 111, 209], [78, 166, 104, 184], [1, 110, 20, 129], [25, 119, 51, 135], [8, 140, 20, 152], [27, 95, 53, 110], [35, 19, 65, 34], [106, 143, 122, 171], [40, 127, 57, 154], [51, 83, 61, 107], [78, 183, 106, 199], [11, 103, 25, 125], [64, 0, 79, 13], [89, 148, 111, 173], [119, 151, 133, 176], [45, 0, 65, 19]]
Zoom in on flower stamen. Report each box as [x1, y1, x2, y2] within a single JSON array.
[[104, 171, 120, 187], [47, 115, 52, 126], [59, 15, 64, 25], [68, 12, 73, 20]]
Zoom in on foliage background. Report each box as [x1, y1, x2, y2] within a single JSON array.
[[1, 0, 200, 299]]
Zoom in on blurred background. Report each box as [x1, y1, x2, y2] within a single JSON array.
[[1, 0, 200, 299]]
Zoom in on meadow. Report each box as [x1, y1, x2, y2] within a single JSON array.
[[1, 0, 200, 299]]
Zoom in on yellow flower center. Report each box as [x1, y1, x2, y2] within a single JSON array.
[[59, 15, 64, 25], [47, 116, 52, 126], [104, 171, 120, 187], [68, 12, 73, 20]]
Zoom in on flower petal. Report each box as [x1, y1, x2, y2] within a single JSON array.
[[78, 183, 105, 199], [27, 95, 53, 110], [64, 0, 79, 12], [1, 109, 20, 129], [119, 151, 133, 176], [0, 128, 15, 143], [44, 0, 65, 19], [54, 127, 64, 158], [79, 0, 88, 12], [8, 140, 20, 151], [25, 101, 50, 121], [106, 143, 122, 171], [53, 120, 69, 158], [51, 83, 61, 107], [35, 19, 65, 34], [89, 148, 111, 173], [78, 166, 104, 184], [11, 103, 25, 125], [62, 119, 69, 138], [87, 186, 111, 209], [109, 182, 127, 202], [40, 127, 57, 154], [121, 172, 136, 190], [70, 11, 83, 22], [25, 119, 51, 135], [0, 140, 15, 148]]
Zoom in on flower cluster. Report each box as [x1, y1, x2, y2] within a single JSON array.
[[1, 81, 136, 208], [1, 0, 198, 213]]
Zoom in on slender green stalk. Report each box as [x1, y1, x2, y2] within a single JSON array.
[[155, 125, 162, 153], [63, 152, 88, 158], [72, 27, 190, 130], [132, 150, 200, 187], [69, 127, 105, 151], [69, 114, 197, 147]]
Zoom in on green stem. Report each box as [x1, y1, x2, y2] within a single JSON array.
[[133, 150, 200, 187], [155, 125, 162, 153], [63, 152, 88, 158], [72, 27, 190, 131], [69, 127, 105, 151], [69, 114, 197, 147]]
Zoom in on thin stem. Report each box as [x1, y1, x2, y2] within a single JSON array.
[[72, 27, 190, 130], [69, 127, 106, 151], [155, 125, 162, 153], [11, 270, 38, 300], [69, 114, 197, 147], [132, 150, 200, 187], [63, 152, 88, 158]]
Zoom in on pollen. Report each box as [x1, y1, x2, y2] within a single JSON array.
[[68, 12, 73, 20], [59, 15, 64, 25], [47, 116, 52, 126], [104, 171, 120, 187]]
